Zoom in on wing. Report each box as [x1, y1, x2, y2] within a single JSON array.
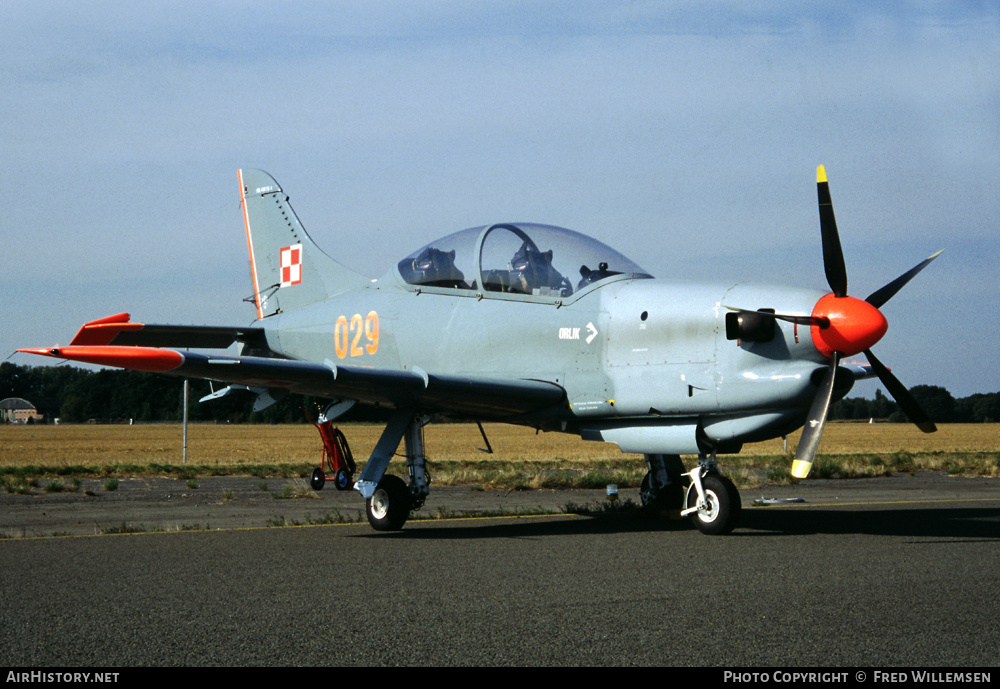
[[840, 360, 875, 380], [19, 314, 566, 419]]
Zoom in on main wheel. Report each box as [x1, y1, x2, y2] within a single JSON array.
[[686, 474, 741, 535], [366, 475, 411, 531], [640, 471, 685, 515], [639, 471, 656, 508]]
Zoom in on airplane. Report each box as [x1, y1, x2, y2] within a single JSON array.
[[19, 165, 942, 535]]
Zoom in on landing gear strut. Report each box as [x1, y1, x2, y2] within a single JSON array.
[[403, 416, 431, 511], [351, 409, 432, 531], [364, 416, 431, 529], [640, 454, 686, 515]]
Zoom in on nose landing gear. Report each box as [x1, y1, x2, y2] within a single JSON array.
[[641, 453, 742, 535], [681, 457, 741, 535]]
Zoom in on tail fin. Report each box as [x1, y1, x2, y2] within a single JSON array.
[[238, 169, 368, 319]]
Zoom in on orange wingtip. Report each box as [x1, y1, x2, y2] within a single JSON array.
[[18, 346, 183, 373]]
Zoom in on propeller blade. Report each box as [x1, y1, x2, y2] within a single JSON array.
[[864, 348, 937, 433], [865, 250, 945, 309], [791, 351, 841, 479], [817, 165, 848, 298]]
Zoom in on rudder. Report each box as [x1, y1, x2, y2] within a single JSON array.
[[239, 168, 368, 319]]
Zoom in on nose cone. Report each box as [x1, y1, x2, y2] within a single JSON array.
[[811, 293, 888, 358]]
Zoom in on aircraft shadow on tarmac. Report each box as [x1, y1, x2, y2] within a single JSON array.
[[352, 504, 1000, 541], [738, 505, 1000, 540]]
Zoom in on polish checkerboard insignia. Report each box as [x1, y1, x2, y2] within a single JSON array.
[[280, 244, 302, 287]]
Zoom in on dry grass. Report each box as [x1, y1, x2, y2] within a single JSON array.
[[1, 422, 998, 489], [0, 423, 632, 470], [741, 422, 1000, 456]]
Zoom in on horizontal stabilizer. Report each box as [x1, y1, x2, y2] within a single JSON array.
[[69, 313, 266, 350]]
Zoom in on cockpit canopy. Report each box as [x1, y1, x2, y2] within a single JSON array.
[[395, 223, 652, 300]]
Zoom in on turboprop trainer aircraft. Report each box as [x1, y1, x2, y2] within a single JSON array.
[[20, 166, 941, 535]]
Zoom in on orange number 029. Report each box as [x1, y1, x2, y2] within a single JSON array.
[[334, 311, 379, 359]]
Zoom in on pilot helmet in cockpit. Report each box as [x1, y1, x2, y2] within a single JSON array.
[[509, 242, 570, 296], [409, 247, 465, 287]]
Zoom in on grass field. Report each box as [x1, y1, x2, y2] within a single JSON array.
[[2, 422, 998, 490]]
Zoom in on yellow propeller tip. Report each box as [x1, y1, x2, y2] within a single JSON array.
[[816, 165, 827, 184], [791, 459, 813, 479]]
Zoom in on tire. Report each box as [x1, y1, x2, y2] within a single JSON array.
[[310, 467, 325, 491], [366, 475, 411, 531], [686, 474, 741, 535], [640, 471, 685, 515], [639, 472, 656, 508]]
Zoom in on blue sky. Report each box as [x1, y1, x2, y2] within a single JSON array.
[[2, 2, 998, 398]]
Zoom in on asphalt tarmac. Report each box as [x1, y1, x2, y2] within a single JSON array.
[[1, 473, 998, 667]]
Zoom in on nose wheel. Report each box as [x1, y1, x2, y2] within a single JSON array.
[[682, 467, 741, 535]]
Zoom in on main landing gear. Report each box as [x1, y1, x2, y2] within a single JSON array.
[[640, 453, 741, 535], [362, 417, 431, 531], [334, 409, 431, 532], [309, 408, 427, 531]]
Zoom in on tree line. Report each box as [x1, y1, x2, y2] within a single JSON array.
[[2, 361, 998, 424], [0, 362, 387, 424], [830, 386, 1000, 424]]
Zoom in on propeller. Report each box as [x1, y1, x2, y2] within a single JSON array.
[[790, 166, 942, 480], [864, 250, 944, 309]]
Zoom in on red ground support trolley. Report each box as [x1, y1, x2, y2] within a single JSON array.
[[304, 410, 356, 491]]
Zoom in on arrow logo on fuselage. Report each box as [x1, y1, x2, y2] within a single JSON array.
[[586, 322, 598, 344]]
